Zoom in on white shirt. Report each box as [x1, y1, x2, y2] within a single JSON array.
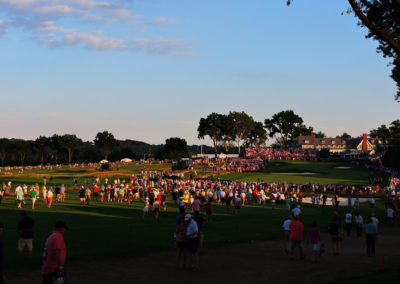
[[282, 219, 291, 231], [355, 215, 363, 224], [186, 219, 198, 238]]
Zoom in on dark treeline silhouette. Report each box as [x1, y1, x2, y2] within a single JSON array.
[[0, 132, 215, 166]]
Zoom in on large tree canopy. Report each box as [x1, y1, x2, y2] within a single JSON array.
[[94, 131, 118, 160], [159, 137, 190, 160], [264, 110, 312, 146], [287, 0, 400, 101], [198, 113, 227, 158]]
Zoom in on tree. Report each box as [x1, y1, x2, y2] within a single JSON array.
[[160, 137, 190, 160], [370, 124, 391, 138], [314, 131, 326, 138], [35, 136, 51, 164], [94, 131, 118, 160], [340, 132, 352, 140], [0, 138, 10, 165], [14, 140, 30, 166], [287, 0, 400, 101], [264, 110, 311, 146], [60, 134, 83, 164], [198, 113, 227, 158], [227, 111, 255, 155], [389, 119, 400, 138], [50, 134, 62, 164], [246, 121, 268, 147]]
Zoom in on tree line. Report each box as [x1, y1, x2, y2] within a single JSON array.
[[197, 110, 327, 157], [0, 131, 120, 166]]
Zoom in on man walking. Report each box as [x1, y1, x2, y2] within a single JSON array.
[[42, 221, 68, 284], [17, 211, 35, 258], [289, 215, 305, 260], [364, 218, 378, 257]]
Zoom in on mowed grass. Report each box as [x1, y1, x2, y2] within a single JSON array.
[[0, 188, 386, 271], [0, 160, 388, 271], [221, 160, 386, 185]]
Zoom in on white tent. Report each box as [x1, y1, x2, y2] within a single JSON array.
[[219, 153, 227, 159], [121, 158, 133, 163], [100, 160, 109, 164]]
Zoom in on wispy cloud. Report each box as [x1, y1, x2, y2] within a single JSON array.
[[0, 0, 193, 55]]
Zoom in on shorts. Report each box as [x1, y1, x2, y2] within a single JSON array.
[[186, 237, 198, 253], [176, 241, 186, 249], [290, 240, 302, 249], [154, 208, 160, 213], [312, 243, 320, 251], [93, 193, 98, 197], [199, 231, 204, 243], [18, 238, 33, 251], [235, 205, 241, 209]]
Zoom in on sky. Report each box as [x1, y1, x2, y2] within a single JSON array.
[[0, 0, 399, 145]]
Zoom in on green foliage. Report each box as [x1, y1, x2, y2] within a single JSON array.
[[246, 121, 268, 147], [264, 110, 312, 146], [94, 131, 118, 160], [60, 134, 83, 164], [340, 132, 352, 140], [314, 131, 326, 138], [198, 113, 227, 158], [227, 111, 255, 154], [159, 137, 190, 160]]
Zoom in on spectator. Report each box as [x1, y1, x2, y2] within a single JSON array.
[[289, 215, 305, 260], [42, 221, 68, 284], [364, 218, 378, 257], [17, 211, 35, 258]]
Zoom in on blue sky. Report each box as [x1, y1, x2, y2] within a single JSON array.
[[0, 0, 398, 145]]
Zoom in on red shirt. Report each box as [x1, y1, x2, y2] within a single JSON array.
[[289, 220, 304, 241], [93, 185, 99, 193], [42, 231, 66, 274]]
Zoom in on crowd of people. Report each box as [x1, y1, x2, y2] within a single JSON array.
[[246, 147, 317, 160], [0, 169, 399, 283]]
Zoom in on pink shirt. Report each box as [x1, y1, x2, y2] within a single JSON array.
[[193, 199, 201, 211], [42, 231, 66, 274], [309, 227, 321, 244]]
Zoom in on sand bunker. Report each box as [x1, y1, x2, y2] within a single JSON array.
[[302, 197, 372, 206], [335, 166, 352, 169]]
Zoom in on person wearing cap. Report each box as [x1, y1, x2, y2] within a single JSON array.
[[42, 221, 68, 284], [0, 223, 4, 284], [185, 214, 199, 271]]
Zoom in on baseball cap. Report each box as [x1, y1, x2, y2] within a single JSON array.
[[184, 214, 192, 221], [55, 221, 68, 230]]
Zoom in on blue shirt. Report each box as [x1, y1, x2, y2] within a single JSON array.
[[364, 223, 378, 235]]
